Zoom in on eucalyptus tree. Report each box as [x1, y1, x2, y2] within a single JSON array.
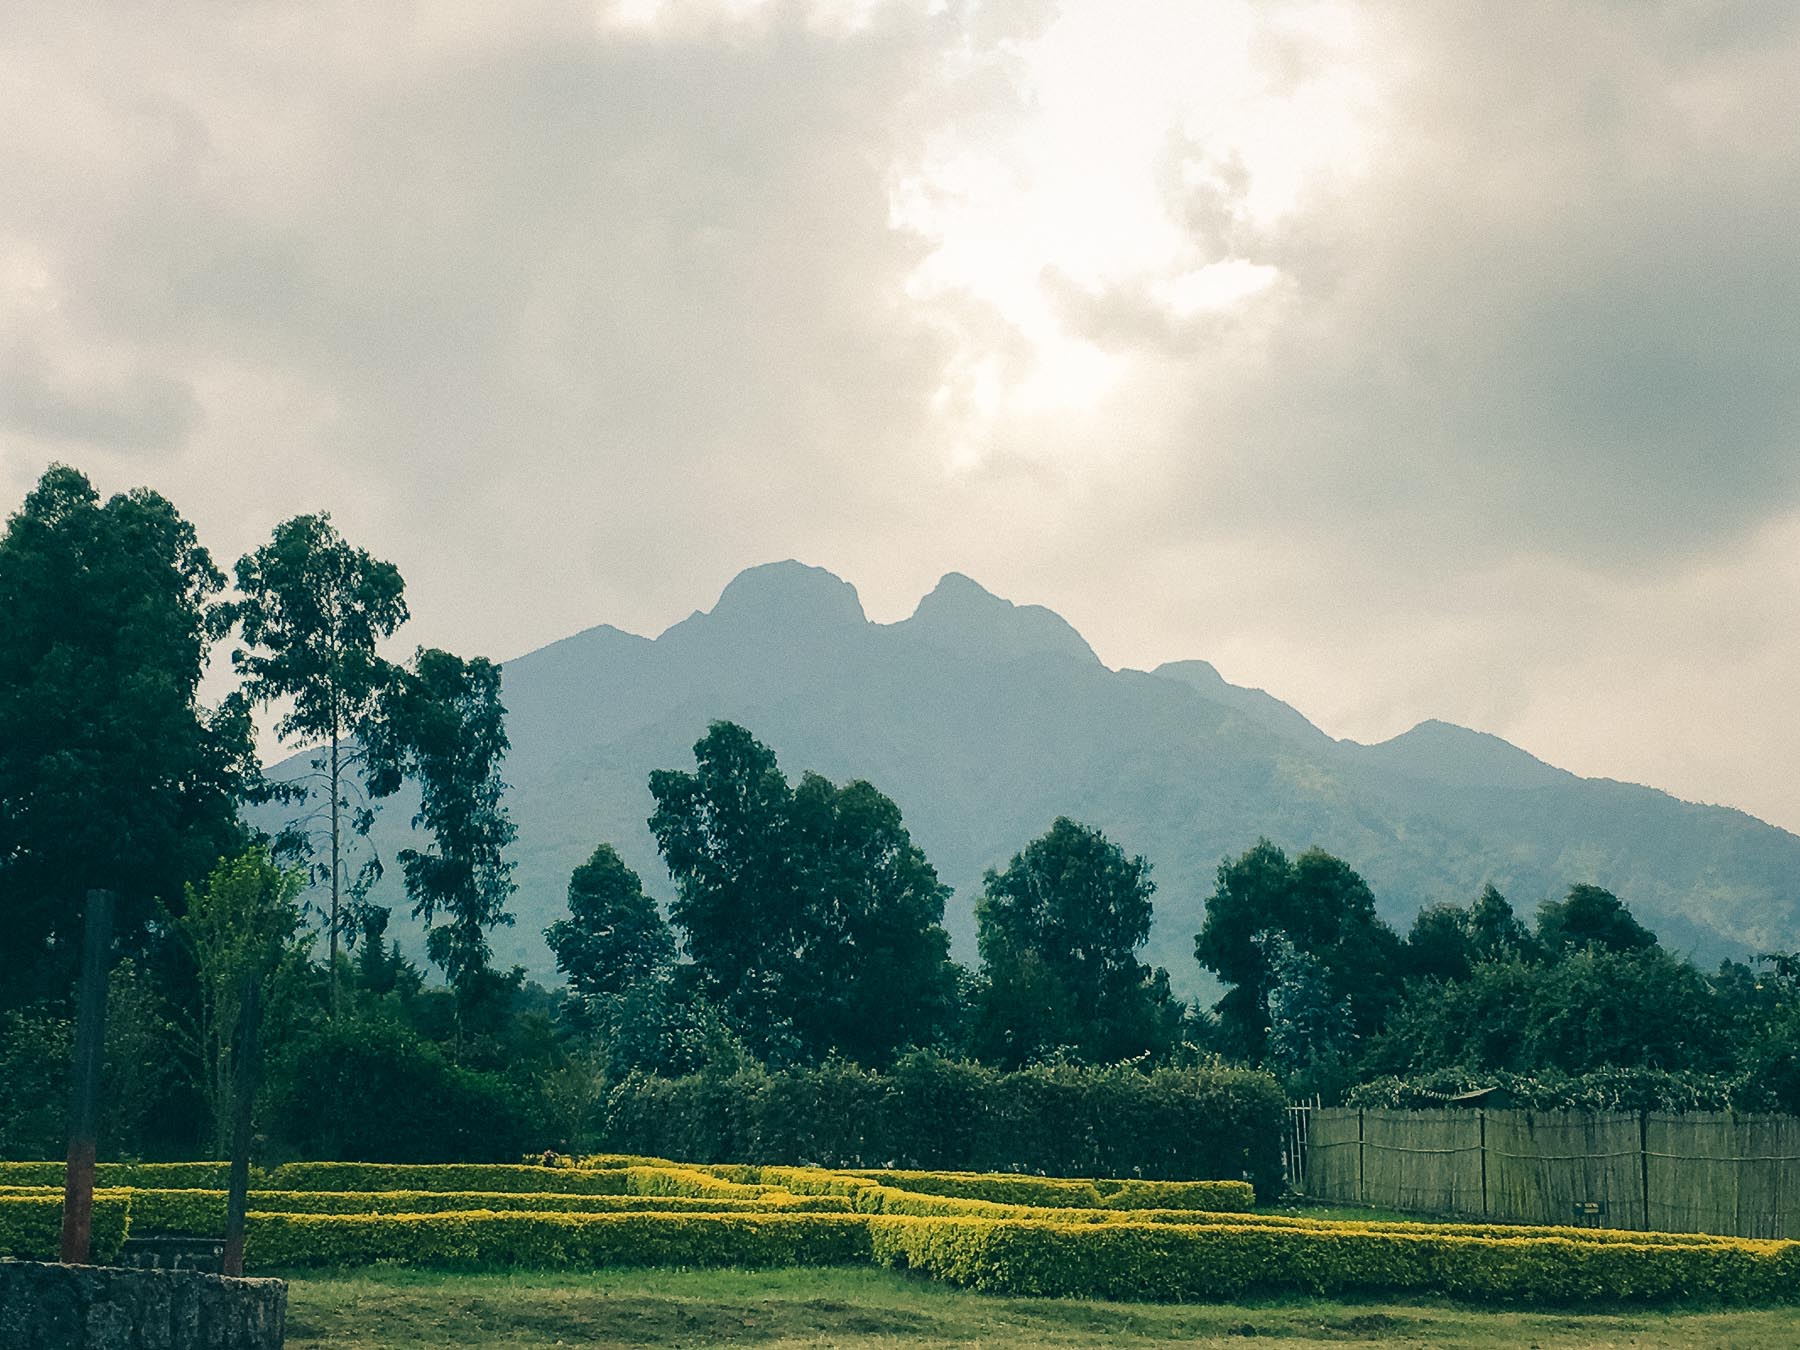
[[231, 513, 408, 1011], [364, 647, 517, 1003]]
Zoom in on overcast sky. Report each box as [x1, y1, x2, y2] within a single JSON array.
[[5, 0, 1800, 834]]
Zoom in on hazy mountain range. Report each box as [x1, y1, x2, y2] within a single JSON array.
[[318, 561, 1800, 996]]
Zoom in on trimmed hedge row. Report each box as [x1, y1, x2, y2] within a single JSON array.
[[739, 1167, 1254, 1214], [0, 1195, 130, 1263], [599, 1057, 1286, 1198], [103, 1188, 849, 1236], [866, 1216, 1800, 1305], [262, 1161, 763, 1199], [266, 1163, 632, 1194], [0, 1161, 232, 1189], [244, 1211, 873, 1269]]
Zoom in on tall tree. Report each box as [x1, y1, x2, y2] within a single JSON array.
[[1195, 839, 1402, 1062], [0, 464, 255, 1008], [545, 844, 675, 1000], [647, 721, 957, 1064], [973, 817, 1180, 1067], [364, 648, 516, 997], [179, 848, 306, 1152], [231, 513, 408, 1011], [1536, 883, 1658, 956], [788, 772, 958, 1065]]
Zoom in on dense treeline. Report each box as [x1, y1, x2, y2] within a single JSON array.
[[2, 461, 1798, 1175]]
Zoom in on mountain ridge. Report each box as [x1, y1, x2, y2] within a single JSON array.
[[305, 562, 1800, 994]]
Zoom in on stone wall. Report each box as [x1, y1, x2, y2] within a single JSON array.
[[0, 1258, 286, 1349]]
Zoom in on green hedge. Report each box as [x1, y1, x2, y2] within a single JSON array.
[[0, 1161, 234, 1189], [599, 1055, 1285, 1198], [0, 1195, 130, 1262], [265, 1163, 633, 1194], [245, 1210, 873, 1269], [116, 1187, 850, 1235], [867, 1216, 1800, 1305]]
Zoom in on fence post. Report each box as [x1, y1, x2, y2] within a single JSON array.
[[1479, 1108, 1489, 1219], [1357, 1108, 1365, 1205], [1639, 1109, 1651, 1231]]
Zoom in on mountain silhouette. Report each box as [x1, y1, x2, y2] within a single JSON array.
[[311, 561, 1800, 994]]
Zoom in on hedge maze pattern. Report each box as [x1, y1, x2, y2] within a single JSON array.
[[3, 1156, 1797, 1305]]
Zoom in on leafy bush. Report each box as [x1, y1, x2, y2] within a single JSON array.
[[867, 1215, 1800, 1304], [264, 1017, 535, 1162], [0, 1194, 130, 1262], [244, 1210, 872, 1269], [1346, 1068, 1744, 1113], [599, 1055, 1285, 1198]]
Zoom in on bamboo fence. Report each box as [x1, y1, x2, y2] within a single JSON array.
[[1293, 1106, 1800, 1238]]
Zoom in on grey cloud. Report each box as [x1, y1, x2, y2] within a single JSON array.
[[1059, 1, 1800, 572], [0, 341, 198, 454]]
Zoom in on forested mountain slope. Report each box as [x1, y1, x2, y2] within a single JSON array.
[[312, 561, 1800, 990]]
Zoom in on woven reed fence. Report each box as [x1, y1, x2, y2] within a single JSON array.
[[1292, 1107, 1800, 1238]]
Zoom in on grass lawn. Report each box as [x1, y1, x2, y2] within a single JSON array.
[[281, 1267, 1800, 1349]]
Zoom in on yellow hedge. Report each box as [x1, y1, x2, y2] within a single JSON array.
[[0, 1194, 130, 1263], [0, 1161, 235, 1189], [867, 1215, 1800, 1305], [244, 1210, 873, 1269], [105, 1186, 847, 1236], [264, 1163, 633, 1194]]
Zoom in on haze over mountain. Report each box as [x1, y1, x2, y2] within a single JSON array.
[[338, 562, 1800, 995]]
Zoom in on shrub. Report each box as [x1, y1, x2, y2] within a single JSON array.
[[244, 1210, 872, 1269], [0, 1161, 234, 1189], [867, 1216, 1800, 1305], [598, 1056, 1285, 1197], [112, 1187, 851, 1236], [0, 1194, 130, 1262], [264, 1017, 534, 1162], [264, 1163, 633, 1194]]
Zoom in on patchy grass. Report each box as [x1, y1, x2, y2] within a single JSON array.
[[281, 1266, 1800, 1349]]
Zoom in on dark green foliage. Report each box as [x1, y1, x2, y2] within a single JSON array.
[[0, 464, 255, 1008], [596, 1056, 1287, 1199], [1346, 1067, 1744, 1114], [1196, 840, 1402, 1061], [1402, 904, 1476, 982], [263, 1015, 533, 1161], [231, 512, 409, 992], [973, 818, 1181, 1067], [1371, 947, 1735, 1077], [365, 648, 517, 992], [545, 845, 675, 1000], [1536, 883, 1658, 956], [1467, 883, 1537, 963], [648, 722, 957, 1065]]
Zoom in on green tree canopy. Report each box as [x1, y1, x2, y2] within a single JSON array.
[[365, 648, 516, 995], [1195, 839, 1402, 1062], [647, 721, 956, 1065], [544, 844, 675, 1000], [973, 817, 1180, 1068], [231, 513, 408, 1005], [1536, 883, 1658, 956], [0, 464, 255, 1007]]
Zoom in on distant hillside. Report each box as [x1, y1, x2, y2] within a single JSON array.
[[294, 561, 1800, 994]]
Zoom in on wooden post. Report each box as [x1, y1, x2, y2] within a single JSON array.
[[1356, 1108, 1365, 1205], [1479, 1108, 1489, 1219], [222, 975, 260, 1277], [60, 889, 113, 1264], [1639, 1108, 1652, 1231]]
